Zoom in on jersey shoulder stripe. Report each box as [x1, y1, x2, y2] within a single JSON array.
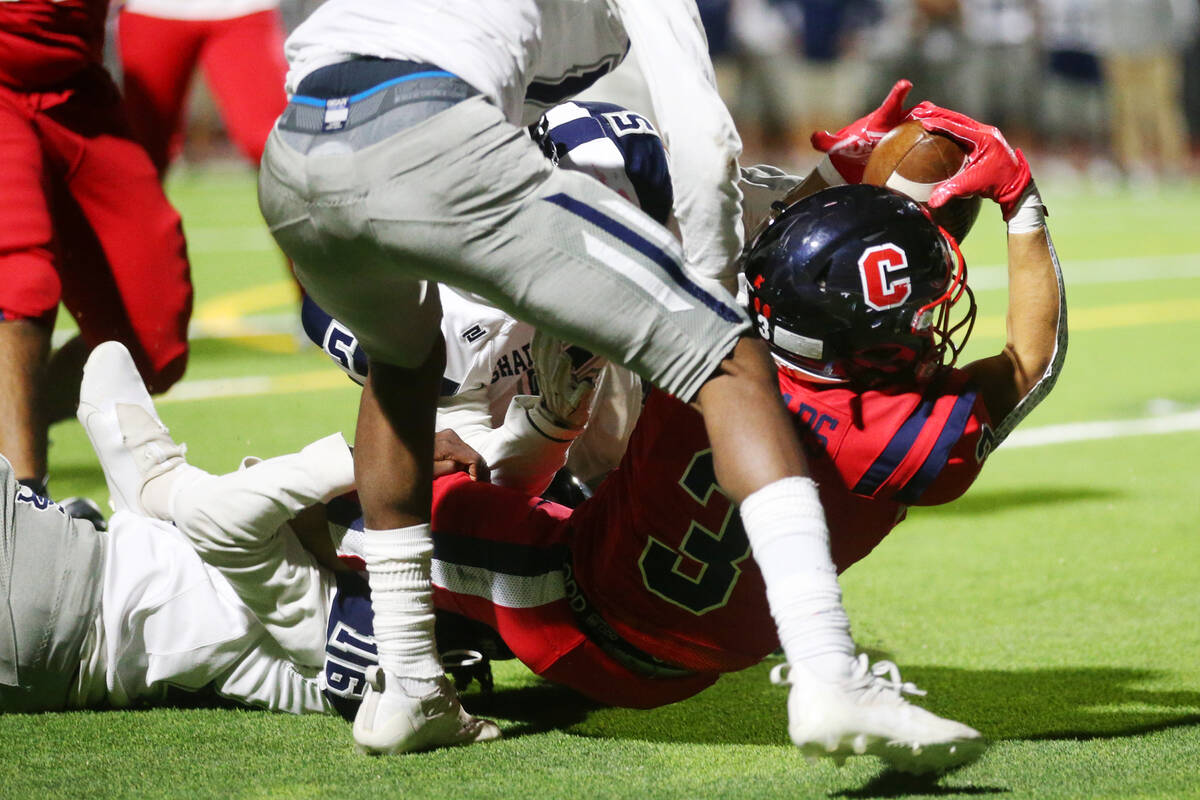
[[852, 393, 937, 496], [894, 388, 979, 504], [546, 108, 610, 151]]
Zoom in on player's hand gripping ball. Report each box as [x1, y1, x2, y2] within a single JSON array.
[[811, 79, 914, 185], [905, 101, 1033, 222], [862, 120, 982, 243]]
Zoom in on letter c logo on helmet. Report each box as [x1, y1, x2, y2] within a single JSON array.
[[858, 244, 911, 311]]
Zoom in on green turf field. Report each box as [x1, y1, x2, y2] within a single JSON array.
[[3, 168, 1198, 799]]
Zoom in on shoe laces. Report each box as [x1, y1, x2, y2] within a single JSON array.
[[852, 654, 927, 701], [770, 653, 928, 701]]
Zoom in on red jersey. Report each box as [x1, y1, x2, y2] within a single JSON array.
[[569, 367, 992, 674], [0, 0, 109, 89]]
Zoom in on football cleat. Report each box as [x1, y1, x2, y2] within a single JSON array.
[[76, 341, 188, 518], [353, 667, 501, 755], [771, 654, 986, 774]]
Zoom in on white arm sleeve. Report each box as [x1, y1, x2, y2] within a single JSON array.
[[613, 0, 745, 294], [435, 385, 500, 455], [566, 363, 643, 486], [437, 390, 579, 495], [215, 643, 331, 715], [476, 396, 580, 496]]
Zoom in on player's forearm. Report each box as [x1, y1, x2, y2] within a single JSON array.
[[983, 186, 1067, 444], [477, 396, 579, 495], [1003, 227, 1063, 392]]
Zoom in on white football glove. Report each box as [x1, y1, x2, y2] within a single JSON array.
[[530, 330, 606, 430]]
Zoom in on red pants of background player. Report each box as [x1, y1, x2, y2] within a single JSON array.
[[117, 9, 288, 173], [0, 67, 192, 390], [430, 473, 718, 709]]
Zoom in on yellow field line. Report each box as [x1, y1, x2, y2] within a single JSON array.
[[193, 280, 301, 354], [973, 297, 1200, 339], [157, 368, 354, 405]]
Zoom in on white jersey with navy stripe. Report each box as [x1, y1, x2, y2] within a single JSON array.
[[283, 0, 745, 291], [440, 288, 537, 423], [310, 281, 637, 493]]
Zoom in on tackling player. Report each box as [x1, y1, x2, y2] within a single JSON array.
[[0, 0, 193, 500]]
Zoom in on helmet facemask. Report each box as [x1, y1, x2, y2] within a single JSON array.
[[901, 227, 976, 384]]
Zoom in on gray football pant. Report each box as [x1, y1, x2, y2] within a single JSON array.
[[0, 456, 103, 712], [258, 95, 749, 401]]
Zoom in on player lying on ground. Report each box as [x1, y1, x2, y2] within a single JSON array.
[[0, 341, 498, 715]]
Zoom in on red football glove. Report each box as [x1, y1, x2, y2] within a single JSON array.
[[811, 79, 914, 184], [906, 101, 1032, 220]]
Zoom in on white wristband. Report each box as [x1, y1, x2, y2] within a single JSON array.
[[1007, 182, 1046, 234], [815, 154, 848, 187]]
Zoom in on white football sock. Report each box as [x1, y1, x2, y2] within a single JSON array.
[[739, 476, 857, 682], [363, 525, 443, 696]]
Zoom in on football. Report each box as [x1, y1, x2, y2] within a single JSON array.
[[861, 120, 982, 243]]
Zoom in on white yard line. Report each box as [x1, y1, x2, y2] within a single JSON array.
[[1002, 410, 1200, 449], [155, 369, 350, 405], [158, 375, 277, 403], [156, 366, 1200, 452]]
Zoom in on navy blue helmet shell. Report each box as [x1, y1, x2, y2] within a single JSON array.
[[743, 184, 975, 386]]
